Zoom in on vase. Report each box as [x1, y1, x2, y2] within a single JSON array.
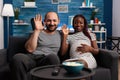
[[14, 20, 19, 23], [94, 25, 99, 31], [24, 2, 35, 7], [90, 20, 94, 24], [86, 0, 90, 6]]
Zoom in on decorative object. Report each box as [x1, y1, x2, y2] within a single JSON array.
[[94, 25, 99, 31], [86, 0, 90, 6], [90, 8, 99, 20], [51, 0, 59, 4], [100, 27, 104, 31], [1, 4, 14, 46], [58, 5, 68, 13], [14, 8, 20, 22], [24, 0, 35, 7], [90, 20, 94, 24], [98, 21, 101, 24], [90, 2, 93, 7], [82, 0, 86, 7], [59, 0, 71, 3], [82, 2, 86, 7], [94, 17, 99, 23]]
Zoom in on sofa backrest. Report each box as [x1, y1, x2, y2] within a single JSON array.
[[7, 36, 28, 62]]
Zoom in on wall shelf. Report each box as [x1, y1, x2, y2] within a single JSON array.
[[12, 23, 30, 26], [79, 6, 96, 9], [92, 28, 107, 48], [21, 6, 37, 8], [89, 22, 106, 48], [97, 41, 106, 43], [90, 23, 105, 26], [92, 31, 106, 33]]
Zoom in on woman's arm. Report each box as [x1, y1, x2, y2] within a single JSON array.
[[90, 33, 99, 54], [76, 33, 99, 55], [89, 40, 99, 55], [76, 43, 99, 55], [61, 25, 69, 56]]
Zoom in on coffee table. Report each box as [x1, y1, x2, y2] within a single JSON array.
[[30, 65, 95, 80]]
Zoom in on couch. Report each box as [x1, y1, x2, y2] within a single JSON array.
[[0, 36, 119, 80]]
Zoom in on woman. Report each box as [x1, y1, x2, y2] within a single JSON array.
[[61, 14, 99, 69]]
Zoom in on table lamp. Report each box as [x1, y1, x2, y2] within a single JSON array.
[[1, 4, 14, 46]]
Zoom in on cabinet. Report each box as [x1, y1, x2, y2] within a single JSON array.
[[90, 23, 106, 48]]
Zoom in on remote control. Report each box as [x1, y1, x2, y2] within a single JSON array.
[[52, 66, 60, 76]]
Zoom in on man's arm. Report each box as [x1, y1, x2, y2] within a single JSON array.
[[25, 30, 40, 53], [25, 14, 44, 53]]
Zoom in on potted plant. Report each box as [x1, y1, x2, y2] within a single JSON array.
[[14, 8, 20, 22], [90, 8, 99, 24], [24, 0, 36, 7]]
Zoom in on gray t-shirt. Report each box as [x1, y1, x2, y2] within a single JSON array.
[[33, 30, 61, 55]]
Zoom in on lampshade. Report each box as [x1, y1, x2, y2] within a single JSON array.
[[1, 4, 14, 17]]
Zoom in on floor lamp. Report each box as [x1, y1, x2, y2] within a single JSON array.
[[1, 4, 14, 47]]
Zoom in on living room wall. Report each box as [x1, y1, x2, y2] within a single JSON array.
[[3, 0, 112, 48], [12, 0, 104, 36]]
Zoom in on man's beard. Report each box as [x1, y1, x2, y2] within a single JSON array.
[[46, 25, 57, 32]]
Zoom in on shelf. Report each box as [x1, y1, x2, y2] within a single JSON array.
[[12, 23, 30, 26], [91, 23, 106, 48], [89, 23, 106, 26], [92, 30, 106, 33], [21, 6, 37, 8], [79, 6, 96, 9], [97, 41, 106, 43]]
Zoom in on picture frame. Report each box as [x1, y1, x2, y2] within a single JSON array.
[[58, 5, 68, 13], [59, 0, 71, 3], [51, 0, 59, 4]]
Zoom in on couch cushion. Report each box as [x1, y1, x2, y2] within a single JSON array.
[[7, 36, 28, 62], [0, 49, 7, 67], [92, 67, 111, 80], [0, 63, 11, 80]]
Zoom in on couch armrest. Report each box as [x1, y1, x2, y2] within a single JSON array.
[[97, 49, 119, 67], [95, 49, 119, 80], [0, 49, 8, 67]]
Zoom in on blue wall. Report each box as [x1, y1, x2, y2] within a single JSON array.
[[104, 0, 112, 37], [3, 0, 112, 48], [12, 0, 104, 36]]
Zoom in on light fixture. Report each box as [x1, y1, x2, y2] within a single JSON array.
[[1, 4, 14, 47]]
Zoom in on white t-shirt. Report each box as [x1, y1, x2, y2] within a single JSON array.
[[67, 32, 97, 69]]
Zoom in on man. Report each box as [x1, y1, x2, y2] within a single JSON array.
[[10, 12, 61, 80]]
